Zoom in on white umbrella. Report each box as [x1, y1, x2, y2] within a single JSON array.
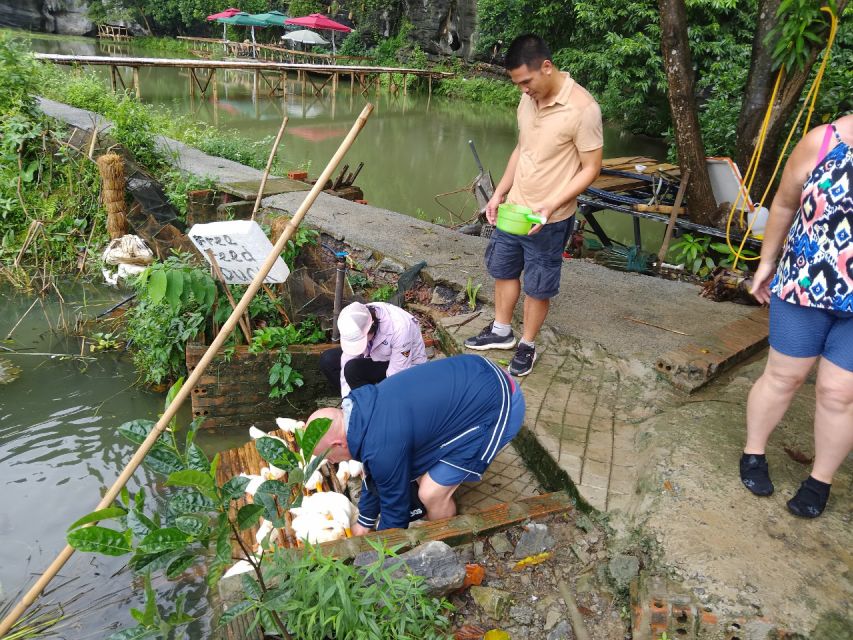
[[282, 29, 329, 45]]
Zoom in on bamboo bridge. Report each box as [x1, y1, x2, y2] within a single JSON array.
[[33, 53, 453, 100]]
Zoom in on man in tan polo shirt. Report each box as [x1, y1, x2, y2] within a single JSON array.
[[465, 34, 603, 376]]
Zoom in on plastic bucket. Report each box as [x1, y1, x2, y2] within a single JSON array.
[[496, 204, 546, 235]]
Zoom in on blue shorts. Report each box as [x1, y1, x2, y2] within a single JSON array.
[[485, 217, 573, 300], [769, 295, 853, 372], [428, 381, 526, 486]]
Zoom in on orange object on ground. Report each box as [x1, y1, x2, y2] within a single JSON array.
[[462, 563, 486, 588], [287, 170, 309, 180]]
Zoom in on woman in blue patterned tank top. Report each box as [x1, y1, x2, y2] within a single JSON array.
[[742, 114, 853, 518]]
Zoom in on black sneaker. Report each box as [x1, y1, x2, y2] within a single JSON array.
[[787, 477, 830, 518], [739, 453, 774, 496], [464, 323, 516, 351], [508, 342, 537, 376]]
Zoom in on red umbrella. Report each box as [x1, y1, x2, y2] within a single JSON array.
[[206, 7, 241, 20], [285, 13, 352, 54], [207, 8, 241, 41], [284, 13, 352, 32]]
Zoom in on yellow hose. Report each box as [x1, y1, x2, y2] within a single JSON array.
[[726, 6, 839, 271]]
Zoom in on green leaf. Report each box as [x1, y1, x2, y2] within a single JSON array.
[[165, 377, 184, 411], [237, 504, 265, 531], [168, 490, 216, 517], [67, 507, 128, 531], [148, 269, 167, 304], [137, 527, 192, 555], [255, 436, 298, 470], [67, 526, 133, 556], [165, 269, 184, 309], [120, 486, 130, 507], [218, 601, 256, 627], [186, 442, 210, 473], [175, 514, 209, 537], [222, 476, 250, 503], [166, 553, 197, 579], [166, 593, 195, 626], [301, 418, 331, 463], [254, 479, 295, 524], [107, 627, 159, 640], [143, 446, 186, 476], [127, 509, 157, 538], [141, 573, 157, 626], [241, 573, 263, 599], [118, 419, 157, 446], [166, 469, 217, 500]]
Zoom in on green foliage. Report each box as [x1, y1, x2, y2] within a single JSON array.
[[370, 283, 396, 301], [347, 271, 370, 290], [248, 318, 324, 398], [287, 0, 324, 17], [338, 30, 368, 57], [668, 233, 715, 277], [475, 0, 575, 55], [65, 390, 338, 638], [281, 225, 319, 270], [125, 259, 217, 385], [0, 34, 40, 117], [434, 76, 519, 106], [709, 241, 758, 269], [768, 0, 837, 71], [161, 169, 216, 222], [465, 277, 481, 311], [245, 539, 454, 640]]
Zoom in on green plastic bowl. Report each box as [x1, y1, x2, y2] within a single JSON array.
[[496, 203, 546, 235]]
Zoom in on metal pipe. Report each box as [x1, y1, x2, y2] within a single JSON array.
[[331, 253, 347, 341]]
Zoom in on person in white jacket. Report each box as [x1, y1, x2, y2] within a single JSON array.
[[319, 301, 427, 397]]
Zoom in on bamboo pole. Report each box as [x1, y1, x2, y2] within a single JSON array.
[[0, 102, 375, 638], [251, 115, 289, 220], [657, 168, 691, 263]]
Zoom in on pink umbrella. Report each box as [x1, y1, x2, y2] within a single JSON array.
[[285, 13, 351, 54], [206, 7, 241, 20], [207, 7, 241, 39]]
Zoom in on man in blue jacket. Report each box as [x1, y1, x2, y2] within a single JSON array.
[[308, 354, 526, 534]]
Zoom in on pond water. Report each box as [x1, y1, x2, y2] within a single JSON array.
[[1, 29, 670, 636]]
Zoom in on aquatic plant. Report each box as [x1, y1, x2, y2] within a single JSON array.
[[66, 380, 452, 638], [465, 277, 482, 311]]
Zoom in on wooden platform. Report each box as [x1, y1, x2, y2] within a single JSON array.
[[219, 176, 309, 201], [591, 155, 679, 192]]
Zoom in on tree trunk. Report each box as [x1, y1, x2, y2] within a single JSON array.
[[658, 0, 717, 227], [735, 0, 846, 202]]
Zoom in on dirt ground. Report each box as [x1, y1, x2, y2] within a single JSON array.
[[449, 512, 631, 640]]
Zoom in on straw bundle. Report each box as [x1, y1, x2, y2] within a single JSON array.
[[269, 215, 292, 244], [96, 153, 128, 239]]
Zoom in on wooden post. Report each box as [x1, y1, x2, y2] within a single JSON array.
[[212, 68, 218, 103], [206, 249, 253, 343], [350, 71, 354, 94], [109, 65, 117, 92], [403, 73, 407, 96], [657, 169, 691, 263], [132, 67, 140, 100], [189, 68, 196, 97], [428, 74, 432, 100]]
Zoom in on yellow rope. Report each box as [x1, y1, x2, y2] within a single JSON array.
[[726, 6, 839, 271]]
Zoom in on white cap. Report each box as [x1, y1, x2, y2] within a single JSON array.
[[338, 302, 372, 355]]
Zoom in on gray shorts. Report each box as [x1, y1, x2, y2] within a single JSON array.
[[485, 216, 573, 299]]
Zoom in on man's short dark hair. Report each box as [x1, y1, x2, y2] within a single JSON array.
[[505, 35, 552, 71]]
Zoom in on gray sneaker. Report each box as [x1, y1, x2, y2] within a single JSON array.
[[508, 342, 537, 376], [464, 322, 516, 350]]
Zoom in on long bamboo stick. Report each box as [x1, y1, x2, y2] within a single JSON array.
[[251, 115, 288, 220], [0, 102, 374, 638]]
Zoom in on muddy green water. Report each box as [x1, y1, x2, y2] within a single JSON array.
[[1, 30, 669, 636]]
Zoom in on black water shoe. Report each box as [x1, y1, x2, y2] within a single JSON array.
[[739, 453, 774, 496], [787, 476, 831, 518], [508, 342, 537, 376], [464, 323, 516, 351]]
